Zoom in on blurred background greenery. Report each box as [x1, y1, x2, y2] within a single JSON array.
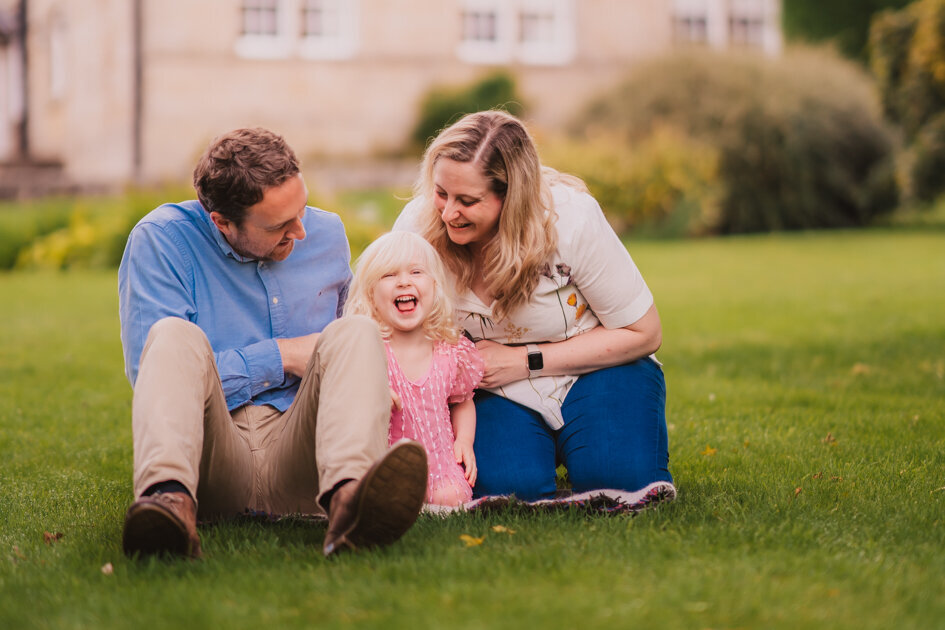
[[4, 0, 945, 271]]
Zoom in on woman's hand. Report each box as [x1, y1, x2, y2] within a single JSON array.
[[474, 339, 529, 388]]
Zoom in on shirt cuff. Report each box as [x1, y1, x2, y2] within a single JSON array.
[[244, 338, 285, 397]]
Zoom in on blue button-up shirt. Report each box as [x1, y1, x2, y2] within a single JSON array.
[[118, 200, 351, 411]]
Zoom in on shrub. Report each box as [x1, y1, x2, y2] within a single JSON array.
[[0, 199, 73, 269], [410, 71, 525, 151], [573, 48, 898, 234], [540, 126, 720, 237], [14, 187, 191, 271]]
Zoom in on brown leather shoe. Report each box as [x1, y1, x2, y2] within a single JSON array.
[[323, 440, 428, 557], [122, 491, 202, 559]]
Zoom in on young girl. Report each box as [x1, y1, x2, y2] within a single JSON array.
[[344, 231, 484, 507]]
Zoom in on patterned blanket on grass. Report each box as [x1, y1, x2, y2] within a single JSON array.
[[424, 481, 677, 516]]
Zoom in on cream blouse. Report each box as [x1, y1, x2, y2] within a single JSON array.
[[394, 184, 654, 429]]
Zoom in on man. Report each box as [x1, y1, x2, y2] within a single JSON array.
[[118, 127, 427, 559]]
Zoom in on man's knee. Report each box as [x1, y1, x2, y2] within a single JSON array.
[[147, 317, 205, 344], [322, 314, 381, 340]]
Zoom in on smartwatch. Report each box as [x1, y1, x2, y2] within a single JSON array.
[[526, 344, 543, 377]]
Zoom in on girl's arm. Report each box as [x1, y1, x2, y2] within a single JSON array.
[[450, 398, 477, 486], [475, 303, 661, 389]]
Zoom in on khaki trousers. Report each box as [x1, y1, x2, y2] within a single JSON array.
[[131, 315, 390, 519]]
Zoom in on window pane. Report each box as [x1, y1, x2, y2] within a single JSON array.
[[242, 0, 280, 36]]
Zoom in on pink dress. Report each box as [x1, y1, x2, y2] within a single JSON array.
[[386, 337, 484, 506]]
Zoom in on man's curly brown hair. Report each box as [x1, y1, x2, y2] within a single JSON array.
[[192, 128, 300, 225]]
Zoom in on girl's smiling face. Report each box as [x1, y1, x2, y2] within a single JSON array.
[[371, 253, 436, 336], [432, 158, 504, 250]]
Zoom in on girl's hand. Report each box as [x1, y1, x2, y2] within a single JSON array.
[[454, 441, 477, 487], [390, 388, 402, 412], [474, 339, 529, 388]]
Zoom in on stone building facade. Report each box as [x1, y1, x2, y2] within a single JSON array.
[[0, 0, 781, 197]]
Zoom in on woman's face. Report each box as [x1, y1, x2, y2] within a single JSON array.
[[432, 158, 504, 249]]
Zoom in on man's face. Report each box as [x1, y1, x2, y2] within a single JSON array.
[[211, 174, 308, 262]]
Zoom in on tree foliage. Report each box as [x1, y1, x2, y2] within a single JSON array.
[[870, 0, 945, 199], [783, 0, 913, 60]]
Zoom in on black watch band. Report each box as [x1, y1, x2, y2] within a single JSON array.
[[526, 343, 543, 377]]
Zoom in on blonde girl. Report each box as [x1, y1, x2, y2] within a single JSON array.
[[345, 231, 484, 507]]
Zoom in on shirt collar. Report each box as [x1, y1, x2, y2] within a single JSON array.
[[202, 208, 254, 263]]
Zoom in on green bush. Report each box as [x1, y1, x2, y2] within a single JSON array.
[[14, 187, 191, 271], [10, 185, 390, 270], [410, 71, 525, 151], [572, 48, 898, 234], [540, 126, 720, 238], [0, 199, 73, 269]]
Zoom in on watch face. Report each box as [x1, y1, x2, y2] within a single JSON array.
[[527, 352, 543, 371]]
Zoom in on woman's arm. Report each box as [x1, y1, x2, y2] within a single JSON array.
[[475, 303, 662, 389], [450, 398, 477, 485]]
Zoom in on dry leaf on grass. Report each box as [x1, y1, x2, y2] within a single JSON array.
[[459, 534, 485, 547], [43, 532, 64, 544]]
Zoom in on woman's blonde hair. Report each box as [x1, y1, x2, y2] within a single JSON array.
[[414, 110, 585, 321], [344, 231, 460, 344]]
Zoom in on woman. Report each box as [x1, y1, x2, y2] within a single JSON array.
[[394, 110, 673, 503]]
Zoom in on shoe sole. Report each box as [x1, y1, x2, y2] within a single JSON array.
[[324, 441, 428, 556], [122, 501, 191, 558]]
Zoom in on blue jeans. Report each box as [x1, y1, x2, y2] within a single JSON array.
[[472, 358, 672, 500]]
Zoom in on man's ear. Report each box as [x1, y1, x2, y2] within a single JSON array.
[[209, 211, 233, 235]]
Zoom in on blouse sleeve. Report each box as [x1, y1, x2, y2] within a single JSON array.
[[561, 188, 654, 329], [448, 336, 485, 404]]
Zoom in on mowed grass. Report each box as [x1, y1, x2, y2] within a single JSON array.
[[1, 228, 943, 629]]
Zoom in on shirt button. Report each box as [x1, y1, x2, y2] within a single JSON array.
[[263, 381, 270, 387], [272, 297, 279, 304]]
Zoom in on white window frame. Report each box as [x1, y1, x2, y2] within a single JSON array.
[[457, 0, 575, 66], [457, 0, 514, 64], [236, 0, 293, 59], [672, 0, 710, 46], [517, 0, 575, 66], [298, 0, 359, 60]]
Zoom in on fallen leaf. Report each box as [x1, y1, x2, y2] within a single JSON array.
[[822, 432, 836, 444], [794, 487, 802, 497], [851, 362, 871, 375], [459, 534, 485, 547], [43, 532, 64, 545], [813, 472, 823, 479], [831, 476, 843, 482], [491, 525, 516, 534], [701, 445, 718, 457], [101, 562, 114, 575]]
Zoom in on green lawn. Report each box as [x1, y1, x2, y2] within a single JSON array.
[[1, 228, 943, 629]]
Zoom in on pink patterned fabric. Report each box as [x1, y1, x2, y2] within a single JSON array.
[[387, 336, 484, 506]]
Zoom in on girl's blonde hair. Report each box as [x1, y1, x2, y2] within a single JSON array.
[[413, 109, 586, 321], [344, 231, 460, 343]]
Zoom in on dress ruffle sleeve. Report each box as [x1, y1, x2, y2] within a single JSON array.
[[447, 336, 484, 404]]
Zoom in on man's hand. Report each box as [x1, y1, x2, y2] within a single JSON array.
[[276, 333, 320, 377]]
